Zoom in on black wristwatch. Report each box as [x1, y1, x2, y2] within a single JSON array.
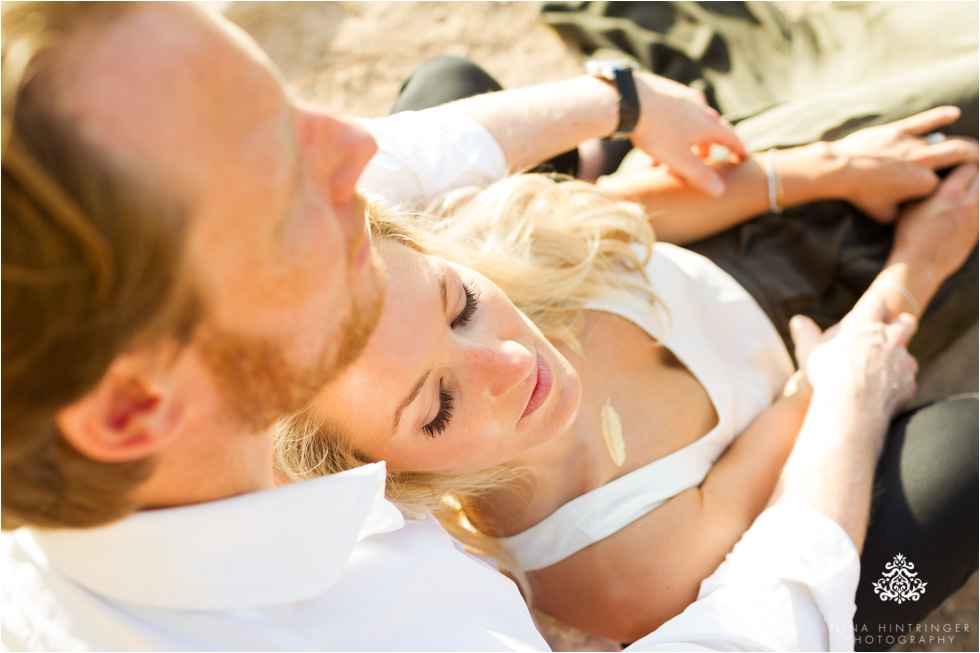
[[585, 59, 640, 140]]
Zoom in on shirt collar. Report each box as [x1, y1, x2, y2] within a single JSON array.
[[24, 462, 404, 611]]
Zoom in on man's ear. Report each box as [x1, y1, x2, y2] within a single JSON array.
[[56, 353, 184, 463]]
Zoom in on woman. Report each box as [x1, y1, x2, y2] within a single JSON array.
[[276, 111, 978, 642]]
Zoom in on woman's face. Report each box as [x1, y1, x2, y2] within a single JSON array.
[[313, 239, 581, 475]]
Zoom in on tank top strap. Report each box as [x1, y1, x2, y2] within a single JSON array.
[[498, 432, 720, 572]]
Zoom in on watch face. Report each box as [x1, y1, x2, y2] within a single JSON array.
[[585, 58, 640, 79]]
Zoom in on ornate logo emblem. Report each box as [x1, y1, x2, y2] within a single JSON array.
[[872, 553, 927, 604]]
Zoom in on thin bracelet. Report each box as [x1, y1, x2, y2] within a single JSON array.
[[873, 279, 921, 315], [765, 148, 783, 214]]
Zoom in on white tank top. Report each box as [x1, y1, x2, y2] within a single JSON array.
[[498, 243, 794, 571]]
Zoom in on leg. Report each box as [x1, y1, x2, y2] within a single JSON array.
[[541, 2, 979, 126], [853, 395, 979, 651], [391, 55, 502, 114], [687, 199, 979, 369], [733, 51, 979, 151]]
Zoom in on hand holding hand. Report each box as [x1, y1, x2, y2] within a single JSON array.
[[891, 161, 980, 284], [829, 106, 979, 222], [790, 297, 918, 422], [630, 71, 746, 197]]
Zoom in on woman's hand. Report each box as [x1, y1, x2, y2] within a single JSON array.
[[827, 106, 979, 223]]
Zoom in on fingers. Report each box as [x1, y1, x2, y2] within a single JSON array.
[[966, 166, 979, 215], [893, 105, 961, 135], [934, 161, 980, 200], [789, 314, 823, 369], [888, 346, 919, 414], [667, 148, 726, 197], [707, 118, 747, 160], [674, 116, 746, 194], [887, 312, 919, 346], [918, 136, 980, 169], [845, 292, 887, 328]]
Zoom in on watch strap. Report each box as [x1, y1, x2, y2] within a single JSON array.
[[585, 59, 640, 140], [610, 67, 639, 139]]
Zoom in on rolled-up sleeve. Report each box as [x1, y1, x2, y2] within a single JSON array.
[[626, 506, 860, 652], [356, 109, 507, 210]]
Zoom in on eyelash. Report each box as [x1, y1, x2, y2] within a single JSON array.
[[423, 390, 454, 439], [423, 281, 481, 438], [452, 281, 481, 329]]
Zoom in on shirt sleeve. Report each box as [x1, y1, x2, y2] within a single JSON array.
[[356, 108, 507, 210], [625, 506, 860, 652]]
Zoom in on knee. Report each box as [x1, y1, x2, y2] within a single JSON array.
[[412, 55, 497, 84], [901, 393, 978, 522], [393, 55, 502, 113]]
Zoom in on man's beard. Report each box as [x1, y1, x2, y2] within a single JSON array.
[[197, 248, 385, 432]]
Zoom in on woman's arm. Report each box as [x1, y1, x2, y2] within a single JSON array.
[[447, 71, 745, 193], [527, 294, 924, 641], [524, 161, 977, 642], [598, 106, 978, 244], [527, 379, 811, 642]]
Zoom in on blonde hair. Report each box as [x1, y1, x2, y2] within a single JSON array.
[[276, 175, 657, 563], [416, 174, 657, 350]]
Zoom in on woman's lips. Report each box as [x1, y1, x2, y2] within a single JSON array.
[[522, 354, 553, 418]]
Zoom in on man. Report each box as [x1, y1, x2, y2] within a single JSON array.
[[0, 2, 943, 650]]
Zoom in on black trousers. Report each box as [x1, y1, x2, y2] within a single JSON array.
[[854, 394, 978, 651], [390, 49, 979, 648]]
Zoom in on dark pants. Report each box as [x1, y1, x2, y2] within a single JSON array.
[[854, 394, 978, 651], [391, 4, 978, 643]]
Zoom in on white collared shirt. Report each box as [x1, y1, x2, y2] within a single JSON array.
[[1, 463, 546, 651], [0, 460, 859, 652]]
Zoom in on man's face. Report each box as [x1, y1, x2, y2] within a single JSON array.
[[55, 3, 385, 429]]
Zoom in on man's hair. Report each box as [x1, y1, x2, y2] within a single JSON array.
[[2, 2, 200, 529]]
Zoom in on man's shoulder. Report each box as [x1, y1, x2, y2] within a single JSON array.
[[0, 516, 547, 651]]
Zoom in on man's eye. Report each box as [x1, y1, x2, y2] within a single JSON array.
[[452, 281, 481, 329]]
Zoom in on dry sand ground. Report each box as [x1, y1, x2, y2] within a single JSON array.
[[219, 2, 977, 651]]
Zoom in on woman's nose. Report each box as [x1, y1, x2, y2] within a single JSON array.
[[463, 340, 535, 398]]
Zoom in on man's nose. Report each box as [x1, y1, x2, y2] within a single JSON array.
[[297, 104, 377, 206], [464, 340, 535, 398]]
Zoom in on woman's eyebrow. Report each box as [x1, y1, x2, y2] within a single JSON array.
[[390, 272, 448, 435], [392, 370, 430, 435], [437, 271, 448, 313]]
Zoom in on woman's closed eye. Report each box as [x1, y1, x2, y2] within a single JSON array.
[[423, 389, 454, 439], [452, 281, 481, 328], [423, 281, 481, 438]]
